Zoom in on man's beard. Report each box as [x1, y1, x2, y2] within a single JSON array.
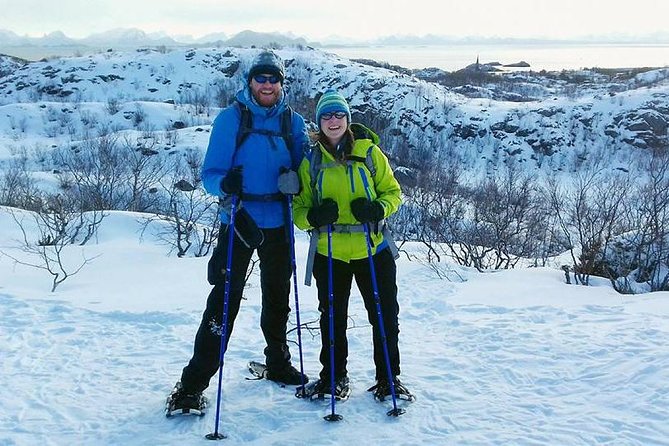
[[253, 89, 280, 107]]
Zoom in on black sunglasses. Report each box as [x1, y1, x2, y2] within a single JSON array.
[[253, 74, 281, 84], [320, 111, 347, 121]]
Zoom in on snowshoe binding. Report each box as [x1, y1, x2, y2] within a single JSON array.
[[296, 375, 350, 401], [165, 381, 208, 417], [367, 377, 415, 402]]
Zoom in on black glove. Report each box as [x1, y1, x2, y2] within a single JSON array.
[[221, 166, 243, 195], [307, 198, 339, 228], [277, 168, 300, 195], [350, 198, 384, 223]]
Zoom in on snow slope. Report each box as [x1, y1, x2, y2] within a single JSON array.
[[1, 210, 668, 445]]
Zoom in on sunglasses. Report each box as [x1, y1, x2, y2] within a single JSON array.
[[252, 74, 281, 84], [320, 111, 347, 121]]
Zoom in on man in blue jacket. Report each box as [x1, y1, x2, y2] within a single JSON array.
[[167, 50, 309, 416]]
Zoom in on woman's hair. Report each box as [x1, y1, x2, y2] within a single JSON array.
[[310, 127, 355, 161]]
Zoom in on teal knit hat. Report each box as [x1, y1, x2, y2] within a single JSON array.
[[315, 90, 351, 129]]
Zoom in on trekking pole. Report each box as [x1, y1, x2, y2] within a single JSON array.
[[361, 221, 405, 417], [206, 195, 239, 440], [323, 223, 343, 422], [362, 223, 406, 417], [356, 165, 404, 417], [286, 195, 307, 396]]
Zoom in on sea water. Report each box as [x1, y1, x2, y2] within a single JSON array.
[[322, 42, 669, 72]]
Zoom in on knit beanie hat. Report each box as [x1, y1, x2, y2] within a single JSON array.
[[315, 90, 351, 128], [247, 50, 285, 83]]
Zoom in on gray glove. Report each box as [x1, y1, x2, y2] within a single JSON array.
[[277, 169, 300, 195]]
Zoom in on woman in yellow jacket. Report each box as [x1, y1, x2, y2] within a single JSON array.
[[293, 90, 412, 401]]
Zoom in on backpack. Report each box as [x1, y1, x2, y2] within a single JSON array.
[[303, 124, 400, 286], [235, 101, 294, 154], [223, 101, 295, 204], [308, 122, 377, 191]]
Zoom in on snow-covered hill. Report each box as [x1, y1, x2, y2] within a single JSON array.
[[1, 46, 667, 180]]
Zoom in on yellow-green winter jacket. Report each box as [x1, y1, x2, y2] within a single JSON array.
[[293, 124, 402, 262]]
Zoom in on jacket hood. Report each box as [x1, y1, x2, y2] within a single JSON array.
[[350, 122, 380, 144]]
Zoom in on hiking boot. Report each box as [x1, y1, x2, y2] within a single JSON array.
[[297, 375, 350, 401], [368, 377, 415, 402], [266, 364, 309, 386], [165, 381, 208, 417]]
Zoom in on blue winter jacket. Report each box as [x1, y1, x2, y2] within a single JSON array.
[[201, 88, 308, 228]]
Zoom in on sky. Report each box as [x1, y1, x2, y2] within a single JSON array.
[[1, 0, 668, 42]]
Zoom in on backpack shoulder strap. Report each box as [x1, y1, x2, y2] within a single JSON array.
[[236, 101, 294, 154], [308, 146, 323, 191], [280, 106, 294, 153], [365, 144, 377, 177], [235, 102, 253, 150], [345, 144, 377, 177]]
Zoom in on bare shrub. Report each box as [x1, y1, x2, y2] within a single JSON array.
[[52, 135, 126, 210], [0, 156, 41, 210], [546, 168, 632, 285], [606, 150, 669, 292], [2, 195, 103, 292], [52, 134, 168, 212], [142, 153, 219, 257], [106, 97, 121, 115]]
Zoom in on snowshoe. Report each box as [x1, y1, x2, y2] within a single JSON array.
[[368, 377, 415, 402], [296, 376, 350, 401], [247, 361, 308, 386], [165, 381, 208, 417]]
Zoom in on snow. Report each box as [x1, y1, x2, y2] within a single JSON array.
[[1, 44, 668, 445], [1, 209, 668, 445]]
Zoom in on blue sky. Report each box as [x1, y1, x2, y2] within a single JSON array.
[[1, 0, 667, 41]]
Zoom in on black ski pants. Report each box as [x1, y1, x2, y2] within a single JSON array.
[[180, 225, 293, 393], [312, 246, 401, 382]]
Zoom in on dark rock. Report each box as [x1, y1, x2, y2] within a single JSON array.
[[537, 108, 559, 117], [174, 179, 196, 192], [503, 123, 520, 133], [393, 167, 417, 188], [453, 124, 479, 139], [97, 74, 124, 82], [220, 60, 240, 77]]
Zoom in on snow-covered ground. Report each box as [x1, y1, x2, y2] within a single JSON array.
[[1, 209, 668, 445]]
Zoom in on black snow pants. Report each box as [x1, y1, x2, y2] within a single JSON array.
[[180, 225, 293, 393], [312, 246, 401, 382]]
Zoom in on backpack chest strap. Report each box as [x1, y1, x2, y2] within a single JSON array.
[[240, 192, 285, 202]]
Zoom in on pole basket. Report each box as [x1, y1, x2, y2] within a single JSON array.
[[324, 413, 343, 422], [387, 407, 406, 417], [205, 432, 227, 440]]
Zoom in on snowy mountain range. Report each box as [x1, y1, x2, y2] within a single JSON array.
[[0, 28, 308, 51], [1, 46, 668, 182], [3, 27, 669, 52]]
